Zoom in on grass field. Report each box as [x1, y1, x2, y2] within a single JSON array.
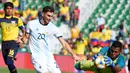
[[0, 67, 73, 73]]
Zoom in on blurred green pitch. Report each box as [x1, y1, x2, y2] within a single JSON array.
[[0, 67, 73, 73]]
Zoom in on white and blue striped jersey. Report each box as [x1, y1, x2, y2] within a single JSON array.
[[26, 19, 62, 63]]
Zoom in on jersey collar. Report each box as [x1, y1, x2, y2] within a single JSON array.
[[4, 15, 13, 19], [39, 18, 49, 26]]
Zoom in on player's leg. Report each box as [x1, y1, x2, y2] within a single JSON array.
[[48, 61, 61, 73], [32, 61, 49, 73], [7, 49, 18, 73], [5, 41, 19, 73], [75, 59, 95, 71], [1, 43, 7, 63], [31, 57, 50, 73]]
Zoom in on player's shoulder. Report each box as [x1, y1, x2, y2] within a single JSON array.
[[118, 54, 125, 59], [13, 16, 20, 19], [99, 47, 109, 55], [101, 46, 109, 51], [48, 21, 55, 25], [0, 15, 4, 18], [12, 16, 23, 21], [48, 21, 57, 28]]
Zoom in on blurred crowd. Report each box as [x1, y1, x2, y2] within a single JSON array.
[[61, 15, 130, 63], [0, 0, 80, 27], [0, 0, 80, 52]]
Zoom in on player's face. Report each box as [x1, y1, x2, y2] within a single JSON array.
[[4, 6, 13, 16], [43, 12, 53, 24], [110, 47, 121, 59]]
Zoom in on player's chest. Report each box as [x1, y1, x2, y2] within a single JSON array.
[[31, 26, 53, 38], [1, 21, 18, 28]]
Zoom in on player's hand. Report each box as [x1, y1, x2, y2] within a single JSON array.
[[21, 37, 28, 44], [72, 54, 81, 61], [16, 36, 24, 43], [16, 36, 26, 48], [104, 56, 115, 68], [19, 43, 25, 48], [92, 53, 101, 61]]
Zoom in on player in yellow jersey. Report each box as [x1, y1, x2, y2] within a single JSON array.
[[73, 32, 88, 73], [89, 28, 102, 56], [89, 28, 102, 46], [73, 32, 88, 59], [71, 24, 80, 41], [0, 2, 25, 73]]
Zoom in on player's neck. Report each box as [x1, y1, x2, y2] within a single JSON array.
[[39, 18, 48, 25], [4, 14, 13, 19]]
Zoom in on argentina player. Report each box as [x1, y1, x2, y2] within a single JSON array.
[[23, 6, 80, 73]]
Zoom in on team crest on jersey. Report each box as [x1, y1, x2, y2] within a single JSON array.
[[44, 32, 48, 34], [11, 21, 16, 24]]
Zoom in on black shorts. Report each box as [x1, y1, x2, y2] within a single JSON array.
[[2, 40, 19, 65], [128, 59, 130, 71]]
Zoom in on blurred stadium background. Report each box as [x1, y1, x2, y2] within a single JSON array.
[[0, 0, 130, 73]]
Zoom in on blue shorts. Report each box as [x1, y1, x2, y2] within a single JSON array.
[[2, 40, 19, 65]]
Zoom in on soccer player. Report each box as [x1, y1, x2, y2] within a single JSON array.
[[75, 41, 125, 73], [23, 6, 80, 73], [0, 2, 25, 73]]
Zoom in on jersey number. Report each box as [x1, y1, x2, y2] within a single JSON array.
[[6, 26, 11, 32], [37, 33, 45, 40], [8, 49, 14, 57]]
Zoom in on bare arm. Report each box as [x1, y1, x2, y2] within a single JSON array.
[[21, 27, 26, 37], [112, 65, 122, 73], [58, 37, 80, 61], [19, 33, 30, 48], [23, 33, 30, 44], [16, 27, 26, 47]]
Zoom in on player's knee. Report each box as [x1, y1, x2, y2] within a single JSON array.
[[74, 61, 81, 70], [7, 63, 14, 67], [5, 58, 13, 65]]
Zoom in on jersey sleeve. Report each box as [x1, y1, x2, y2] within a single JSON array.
[[26, 21, 31, 34], [52, 25, 62, 38], [99, 47, 109, 55], [18, 18, 24, 29], [115, 54, 125, 69]]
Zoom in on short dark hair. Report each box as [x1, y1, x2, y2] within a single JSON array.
[[111, 41, 123, 50], [42, 6, 54, 13], [4, 2, 14, 10]]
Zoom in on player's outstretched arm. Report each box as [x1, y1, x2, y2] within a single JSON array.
[[104, 56, 122, 73], [112, 65, 122, 73], [58, 37, 80, 61]]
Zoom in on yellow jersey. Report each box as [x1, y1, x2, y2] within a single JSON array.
[[0, 15, 24, 41], [103, 29, 112, 40], [90, 31, 102, 40], [100, 34, 108, 41], [71, 27, 80, 39], [73, 38, 87, 54]]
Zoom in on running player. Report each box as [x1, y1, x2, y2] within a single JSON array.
[[0, 2, 25, 73]]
